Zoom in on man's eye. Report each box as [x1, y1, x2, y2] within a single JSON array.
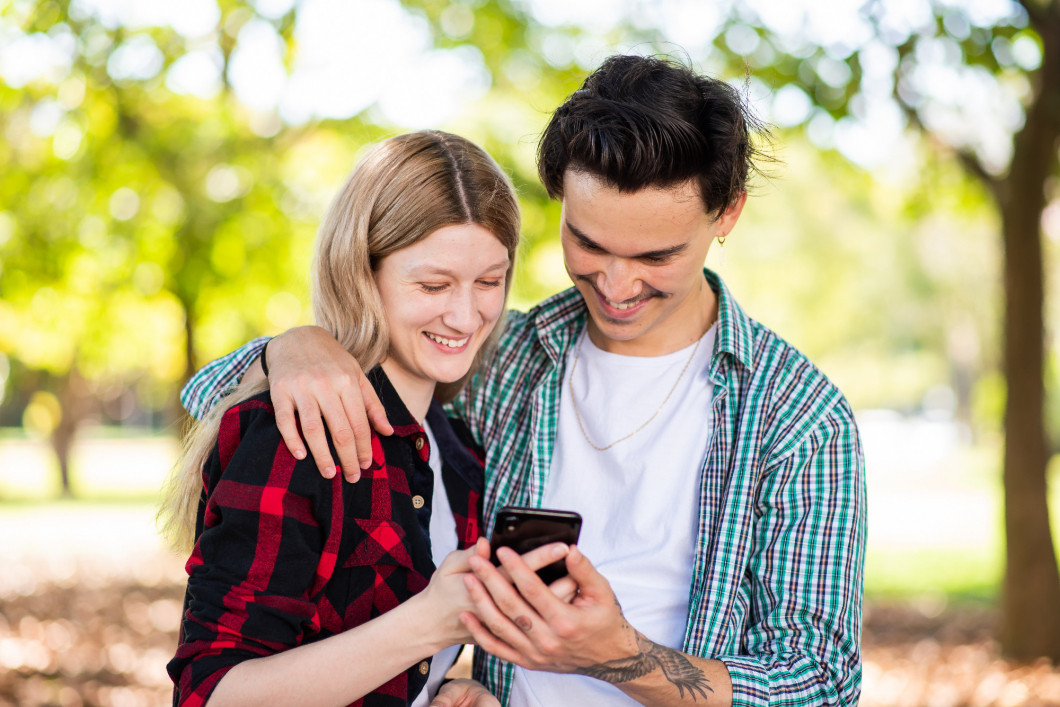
[[643, 255, 670, 264]]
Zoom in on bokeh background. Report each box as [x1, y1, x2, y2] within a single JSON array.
[[2, 0, 1059, 705]]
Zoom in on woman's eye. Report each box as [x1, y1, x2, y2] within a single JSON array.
[[477, 279, 503, 288], [420, 284, 447, 293]]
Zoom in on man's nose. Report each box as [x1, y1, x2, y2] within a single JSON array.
[[597, 258, 641, 302]]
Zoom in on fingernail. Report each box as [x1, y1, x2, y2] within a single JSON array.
[[360, 459, 371, 470], [294, 449, 306, 460], [324, 466, 335, 478], [348, 473, 360, 483], [553, 544, 568, 558]]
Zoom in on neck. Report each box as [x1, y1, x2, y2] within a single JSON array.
[[379, 360, 435, 423]]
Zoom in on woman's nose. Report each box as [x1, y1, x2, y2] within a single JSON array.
[[441, 288, 481, 332]]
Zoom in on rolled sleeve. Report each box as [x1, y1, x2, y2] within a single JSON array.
[[180, 337, 271, 420]]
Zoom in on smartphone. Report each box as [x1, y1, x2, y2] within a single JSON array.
[[489, 506, 582, 585]]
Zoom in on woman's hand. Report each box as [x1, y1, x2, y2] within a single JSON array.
[[266, 326, 394, 482], [412, 538, 578, 651], [429, 678, 499, 707], [413, 540, 492, 648]]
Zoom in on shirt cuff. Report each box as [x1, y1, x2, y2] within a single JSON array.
[[719, 655, 770, 706], [180, 336, 271, 420]]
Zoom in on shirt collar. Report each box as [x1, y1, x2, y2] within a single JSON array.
[[366, 366, 424, 438], [705, 268, 754, 371], [531, 268, 753, 371]]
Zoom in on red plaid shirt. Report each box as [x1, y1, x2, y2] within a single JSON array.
[[168, 368, 483, 707]]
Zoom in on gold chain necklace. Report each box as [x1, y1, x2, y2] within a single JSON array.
[[568, 329, 703, 451]]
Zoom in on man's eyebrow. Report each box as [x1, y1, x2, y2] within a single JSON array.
[[565, 219, 690, 259]]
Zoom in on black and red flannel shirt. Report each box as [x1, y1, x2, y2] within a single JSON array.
[[168, 367, 484, 707]]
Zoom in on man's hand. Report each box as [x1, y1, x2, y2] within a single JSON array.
[[460, 547, 722, 704], [266, 326, 393, 482], [429, 678, 499, 707]]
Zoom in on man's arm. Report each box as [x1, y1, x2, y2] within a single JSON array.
[[716, 403, 866, 705], [461, 546, 733, 706], [180, 326, 393, 480], [460, 405, 866, 706]]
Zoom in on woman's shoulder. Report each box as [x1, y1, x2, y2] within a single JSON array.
[[211, 390, 334, 490], [218, 390, 281, 442]]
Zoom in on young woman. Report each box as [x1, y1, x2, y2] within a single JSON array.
[[160, 131, 562, 707]]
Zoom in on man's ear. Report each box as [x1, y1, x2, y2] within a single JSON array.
[[717, 191, 747, 235]]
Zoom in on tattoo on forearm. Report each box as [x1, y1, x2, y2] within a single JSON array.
[[575, 633, 713, 701]]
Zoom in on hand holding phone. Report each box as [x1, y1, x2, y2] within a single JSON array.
[[489, 506, 582, 585]]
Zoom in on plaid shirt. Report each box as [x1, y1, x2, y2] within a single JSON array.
[[181, 270, 866, 707], [170, 368, 483, 707]]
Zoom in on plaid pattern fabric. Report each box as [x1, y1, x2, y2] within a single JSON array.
[[180, 269, 866, 706], [455, 270, 866, 707], [169, 368, 483, 707]]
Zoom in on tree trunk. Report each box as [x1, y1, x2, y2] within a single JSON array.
[[173, 294, 198, 428], [998, 5, 1060, 662], [49, 369, 90, 498]]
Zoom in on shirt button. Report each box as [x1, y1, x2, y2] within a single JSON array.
[[418, 660, 429, 675], [412, 495, 425, 509], [415, 437, 425, 451]]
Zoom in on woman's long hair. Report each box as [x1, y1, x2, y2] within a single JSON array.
[[159, 131, 520, 552]]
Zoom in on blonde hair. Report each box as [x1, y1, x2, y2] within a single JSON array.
[[159, 131, 520, 552]]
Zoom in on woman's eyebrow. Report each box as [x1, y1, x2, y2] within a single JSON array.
[[406, 260, 509, 277]]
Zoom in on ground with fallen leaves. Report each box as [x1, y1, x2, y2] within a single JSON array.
[[0, 550, 1057, 707]]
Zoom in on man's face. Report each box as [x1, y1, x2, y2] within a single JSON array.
[[559, 171, 745, 356]]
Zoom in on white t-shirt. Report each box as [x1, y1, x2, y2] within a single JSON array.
[[509, 324, 716, 706], [411, 420, 463, 707]]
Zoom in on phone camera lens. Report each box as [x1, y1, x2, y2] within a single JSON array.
[[507, 524, 516, 532]]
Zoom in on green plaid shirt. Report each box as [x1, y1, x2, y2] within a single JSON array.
[[454, 270, 865, 706], [182, 269, 866, 706]]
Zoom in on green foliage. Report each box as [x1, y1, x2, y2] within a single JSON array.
[[1, 0, 1055, 440]]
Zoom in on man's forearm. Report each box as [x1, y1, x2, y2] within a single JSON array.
[[578, 632, 732, 706]]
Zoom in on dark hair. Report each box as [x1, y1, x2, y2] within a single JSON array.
[[538, 55, 771, 218]]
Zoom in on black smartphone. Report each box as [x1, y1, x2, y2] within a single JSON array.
[[489, 506, 582, 585]]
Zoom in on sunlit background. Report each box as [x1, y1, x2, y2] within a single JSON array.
[[1, 0, 1059, 704]]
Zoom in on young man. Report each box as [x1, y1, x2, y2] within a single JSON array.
[[182, 56, 866, 706]]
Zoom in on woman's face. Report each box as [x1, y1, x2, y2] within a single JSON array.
[[375, 223, 510, 398]]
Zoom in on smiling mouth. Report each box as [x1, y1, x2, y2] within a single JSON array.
[[604, 297, 642, 310], [425, 332, 470, 348]]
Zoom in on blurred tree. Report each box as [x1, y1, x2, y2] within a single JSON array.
[[0, 1, 329, 493], [704, 0, 1060, 662]]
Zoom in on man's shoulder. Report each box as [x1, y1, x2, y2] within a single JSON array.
[[741, 318, 858, 452], [495, 288, 585, 356]]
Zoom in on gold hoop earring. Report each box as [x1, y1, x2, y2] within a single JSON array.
[[717, 233, 727, 247]]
